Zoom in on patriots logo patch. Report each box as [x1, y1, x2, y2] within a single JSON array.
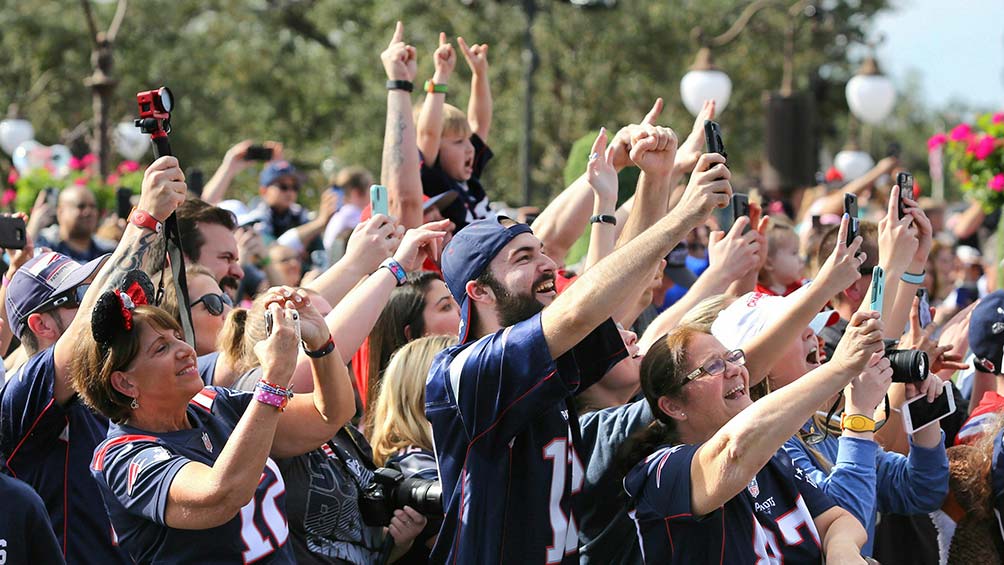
[[747, 477, 760, 497], [126, 447, 170, 496], [202, 432, 213, 453]]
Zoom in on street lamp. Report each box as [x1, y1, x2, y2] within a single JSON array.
[[680, 48, 732, 116], [0, 118, 35, 156], [834, 141, 874, 181], [845, 55, 896, 125]]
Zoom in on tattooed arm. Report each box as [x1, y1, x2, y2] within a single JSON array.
[[52, 156, 186, 405], [381, 22, 423, 229]]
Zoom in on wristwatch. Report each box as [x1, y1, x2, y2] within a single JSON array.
[[128, 209, 163, 234], [424, 80, 448, 94], [386, 80, 414, 92], [840, 413, 876, 433]]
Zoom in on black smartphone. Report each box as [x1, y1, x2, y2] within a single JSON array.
[[0, 216, 27, 250], [187, 168, 204, 197], [265, 310, 274, 336], [714, 198, 736, 233], [896, 172, 914, 219], [44, 187, 59, 207], [733, 194, 750, 233], [116, 188, 133, 219], [903, 389, 956, 435], [843, 193, 859, 248], [704, 120, 727, 159], [916, 288, 932, 329], [246, 145, 274, 161]]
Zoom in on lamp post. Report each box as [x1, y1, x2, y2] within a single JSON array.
[[680, 48, 732, 116], [845, 54, 896, 126]]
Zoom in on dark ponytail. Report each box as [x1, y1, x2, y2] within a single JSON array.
[[616, 326, 701, 476]]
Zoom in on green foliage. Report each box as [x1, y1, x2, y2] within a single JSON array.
[[3, 0, 899, 211], [13, 168, 143, 213]]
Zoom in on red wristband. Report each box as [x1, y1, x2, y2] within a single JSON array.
[[128, 209, 163, 234]]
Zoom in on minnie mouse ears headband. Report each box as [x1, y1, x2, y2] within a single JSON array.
[[91, 270, 156, 350]]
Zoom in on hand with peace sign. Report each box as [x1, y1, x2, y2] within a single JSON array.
[[381, 21, 417, 82], [432, 32, 456, 85]]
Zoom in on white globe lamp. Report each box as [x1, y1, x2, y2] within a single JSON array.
[[0, 119, 35, 156], [680, 48, 732, 116], [834, 144, 874, 181], [845, 56, 896, 125], [114, 122, 150, 161]]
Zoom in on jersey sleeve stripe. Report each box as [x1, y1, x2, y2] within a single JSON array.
[[4, 396, 56, 476], [190, 387, 218, 412], [91, 434, 159, 471]]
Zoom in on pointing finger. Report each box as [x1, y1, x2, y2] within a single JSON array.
[[390, 21, 404, 46], [642, 97, 664, 126]]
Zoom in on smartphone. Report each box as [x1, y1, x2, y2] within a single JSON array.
[[869, 266, 885, 314], [916, 288, 932, 329], [843, 193, 859, 249], [246, 145, 274, 161], [187, 168, 204, 197], [902, 390, 956, 435], [116, 188, 133, 219], [0, 216, 27, 250], [896, 172, 914, 219], [732, 194, 750, 230], [44, 187, 59, 207], [714, 198, 736, 233], [704, 120, 727, 159], [264, 309, 297, 336], [370, 184, 389, 217]]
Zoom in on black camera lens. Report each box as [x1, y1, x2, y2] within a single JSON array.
[[396, 477, 443, 515], [156, 87, 174, 112], [359, 467, 443, 527], [887, 349, 929, 383]]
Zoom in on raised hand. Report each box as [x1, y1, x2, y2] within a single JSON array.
[[432, 32, 456, 83], [877, 185, 918, 274], [831, 311, 886, 375], [609, 98, 663, 171], [318, 190, 339, 222], [708, 217, 761, 282], [3, 212, 33, 275], [343, 215, 404, 275], [674, 99, 716, 175], [457, 36, 489, 77], [253, 300, 301, 388], [263, 286, 330, 352], [393, 219, 452, 271], [381, 21, 417, 82], [903, 196, 933, 272], [586, 128, 618, 207], [899, 296, 968, 396], [814, 213, 865, 296], [138, 156, 187, 221], [673, 153, 732, 223], [844, 351, 893, 415]]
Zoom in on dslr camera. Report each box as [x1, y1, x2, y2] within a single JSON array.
[[359, 467, 442, 527], [883, 339, 929, 383]]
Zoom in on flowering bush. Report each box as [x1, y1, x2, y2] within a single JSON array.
[[11, 156, 144, 214], [930, 112, 1004, 212]]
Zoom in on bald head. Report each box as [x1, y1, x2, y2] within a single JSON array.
[[57, 185, 99, 240]]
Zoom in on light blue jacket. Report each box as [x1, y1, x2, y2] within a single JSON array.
[[783, 425, 949, 556]]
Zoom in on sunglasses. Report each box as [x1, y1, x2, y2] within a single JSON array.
[[31, 284, 90, 315], [192, 292, 233, 316], [274, 182, 300, 192], [682, 349, 745, 384]]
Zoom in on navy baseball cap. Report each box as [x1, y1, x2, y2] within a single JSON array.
[[441, 216, 533, 344], [970, 290, 1004, 374], [259, 160, 301, 187], [6, 251, 108, 338]]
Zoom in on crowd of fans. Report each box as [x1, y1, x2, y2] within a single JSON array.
[[3, 19, 1004, 565]]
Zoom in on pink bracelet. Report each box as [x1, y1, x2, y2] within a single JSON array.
[[254, 387, 289, 411], [2, 274, 9, 288]]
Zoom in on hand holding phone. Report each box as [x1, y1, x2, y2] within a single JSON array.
[[869, 266, 885, 315], [843, 193, 859, 249], [902, 390, 956, 435], [704, 120, 727, 159], [916, 288, 932, 329], [0, 216, 27, 250], [370, 184, 389, 217], [245, 145, 274, 161]]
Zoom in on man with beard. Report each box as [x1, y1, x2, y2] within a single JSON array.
[[425, 146, 733, 563], [36, 185, 115, 262], [176, 198, 244, 293]]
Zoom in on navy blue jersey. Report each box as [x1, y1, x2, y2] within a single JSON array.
[[624, 444, 836, 565], [425, 314, 625, 564], [90, 387, 294, 564], [0, 346, 128, 564], [386, 446, 438, 481], [0, 470, 65, 564]]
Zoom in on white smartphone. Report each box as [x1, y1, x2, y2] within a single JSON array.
[[901, 390, 956, 435]]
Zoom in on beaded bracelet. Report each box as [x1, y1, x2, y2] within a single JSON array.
[[254, 380, 293, 411]]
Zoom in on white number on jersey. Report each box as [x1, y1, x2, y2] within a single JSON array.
[[753, 495, 820, 565], [239, 459, 289, 563], [542, 437, 585, 564]]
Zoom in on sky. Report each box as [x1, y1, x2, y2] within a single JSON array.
[[871, 0, 1003, 111]]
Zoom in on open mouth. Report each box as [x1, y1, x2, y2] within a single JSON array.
[[534, 278, 556, 294], [724, 384, 746, 400], [806, 347, 820, 366]]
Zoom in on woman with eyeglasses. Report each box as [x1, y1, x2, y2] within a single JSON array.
[[619, 313, 885, 563]]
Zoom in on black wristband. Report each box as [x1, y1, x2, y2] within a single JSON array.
[[386, 80, 414, 92], [589, 214, 617, 226], [303, 336, 336, 358]]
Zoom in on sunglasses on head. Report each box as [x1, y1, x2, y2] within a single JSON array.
[[192, 292, 233, 316], [32, 284, 90, 315]]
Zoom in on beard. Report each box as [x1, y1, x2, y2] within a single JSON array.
[[481, 272, 547, 328]]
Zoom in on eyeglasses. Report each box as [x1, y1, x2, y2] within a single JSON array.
[[682, 349, 746, 384], [31, 284, 90, 315], [191, 292, 233, 316], [274, 182, 300, 192]]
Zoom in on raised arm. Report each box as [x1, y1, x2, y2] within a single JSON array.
[[689, 312, 886, 516], [52, 157, 183, 404], [458, 36, 491, 143], [0, 213, 33, 355], [416, 32, 455, 162], [201, 140, 283, 205], [380, 22, 423, 229], [305, 215, 402, 307], [583, 129, 618, 271], [542, 153, 731, 359], [857, 186, 918, 331], [667, 99, 716, 211], [812, 156, 897, 217], [615, 98, 676, 248]]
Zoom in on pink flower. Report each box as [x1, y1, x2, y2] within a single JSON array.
[[993, 113, 1004, 124], [117, 160, 140, 173], [7, 170, 18, 185], [927, 133, 948, 150], [81, 154, 97, 166], [73, 177, 87, 186], [2, 189, 15, 207], [989, 174, 1004, 192], [106, 173, 120, 186], [950, 123, 972, 141], [974, 135, 997, 160], [69, 156, 85, 170]]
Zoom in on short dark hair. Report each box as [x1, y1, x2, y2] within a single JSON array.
[[176, 199, 237, 262], [813, 220, 878, 276]]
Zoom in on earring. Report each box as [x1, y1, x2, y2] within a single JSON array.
[[680, 412, 686, 417], [130, 398, 139, 410]]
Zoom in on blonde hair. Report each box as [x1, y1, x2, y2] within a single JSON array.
[[680, 294, 734, 332], [219, 293, 272, 377], [441, 104, 471, 140], [368, 335, 453, 467]]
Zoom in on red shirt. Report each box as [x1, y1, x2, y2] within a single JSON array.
[[954, 391, 1004, 445]]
